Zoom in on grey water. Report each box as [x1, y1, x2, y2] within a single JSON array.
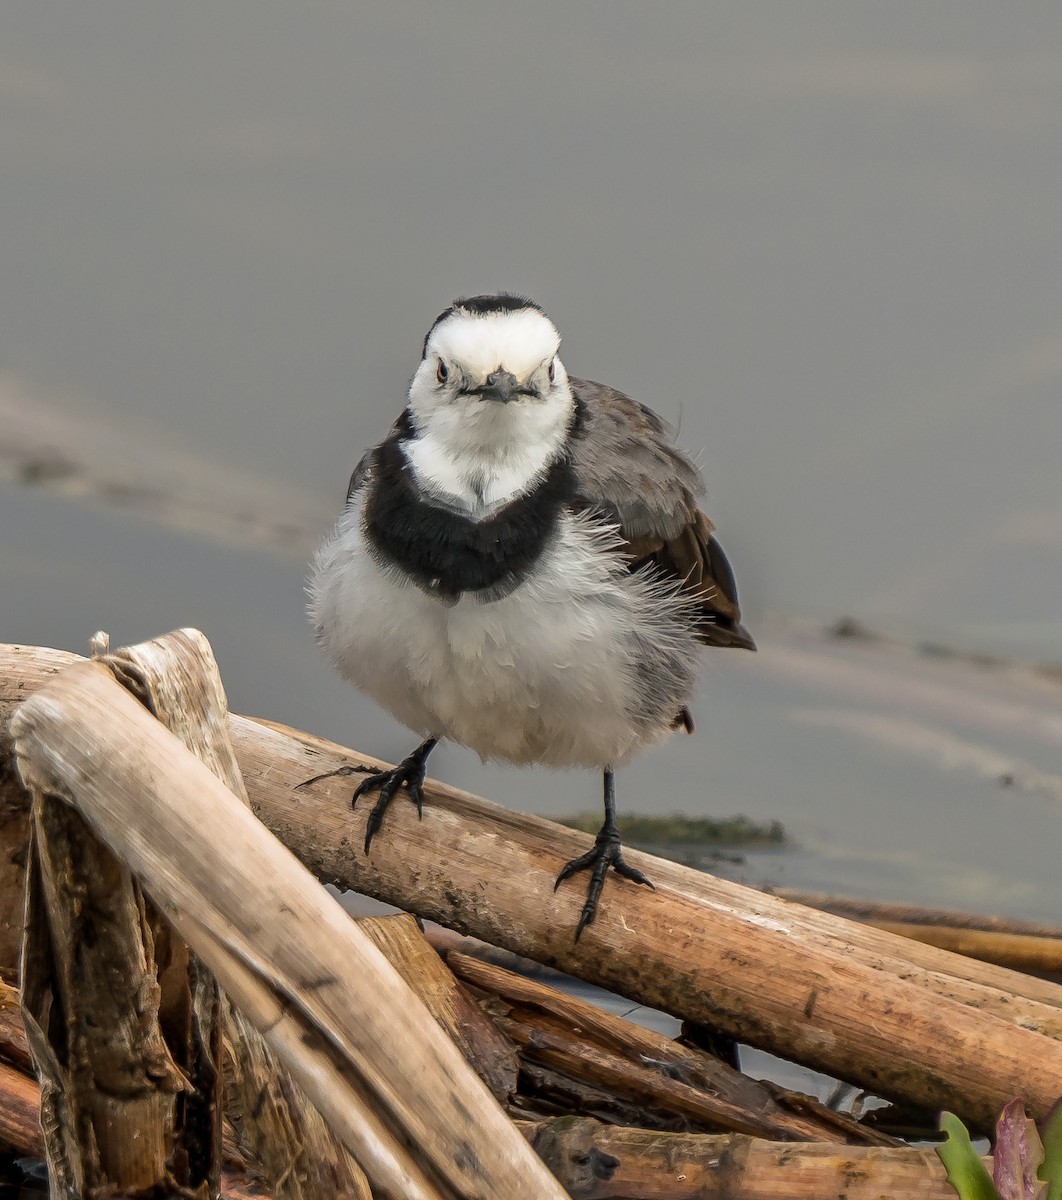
[[4, 3, 1062, 929]]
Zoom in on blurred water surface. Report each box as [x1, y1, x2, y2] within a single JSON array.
[[3, 4, 1062, 922]]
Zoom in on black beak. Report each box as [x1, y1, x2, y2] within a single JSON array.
[[481, 370, 519, 403]]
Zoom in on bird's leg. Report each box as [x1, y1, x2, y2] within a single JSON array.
[[296, 737, 438, 854], [554, 768, 654, 939]]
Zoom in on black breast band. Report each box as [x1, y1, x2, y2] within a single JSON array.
[[362, 433, 577, 601]]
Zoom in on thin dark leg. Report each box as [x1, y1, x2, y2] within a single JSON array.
[[296, 737, 438, 854], [554, 768, 654, 939]]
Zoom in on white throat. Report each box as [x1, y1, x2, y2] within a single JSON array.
[[405, 387, 573, 511]]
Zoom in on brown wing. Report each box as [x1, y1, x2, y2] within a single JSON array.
[[567, 376, 756, 653]]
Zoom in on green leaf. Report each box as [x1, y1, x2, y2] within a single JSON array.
[[938, 1111, 1000, 1200], [1038, 1100, 1062, 1200]]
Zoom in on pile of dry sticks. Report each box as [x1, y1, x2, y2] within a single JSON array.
[[0, 631, 1060, 1199]]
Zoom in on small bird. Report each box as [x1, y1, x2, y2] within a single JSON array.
[[306, 295, 755, 937]]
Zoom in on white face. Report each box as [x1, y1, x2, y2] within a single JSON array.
[[409, 306, 568, 424], [403, 304, 575, 509]]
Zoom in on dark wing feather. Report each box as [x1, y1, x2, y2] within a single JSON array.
[[567, 376, 756, 652], [346, 450, 373, 504]]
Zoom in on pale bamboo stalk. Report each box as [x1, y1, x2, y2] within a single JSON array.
[[104, 629, 371, 1200], [9, 659, 568, 1200]]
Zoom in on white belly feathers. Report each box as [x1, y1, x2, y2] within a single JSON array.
[[308, 498, 700, 768]]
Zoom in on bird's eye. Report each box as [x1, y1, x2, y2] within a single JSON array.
[[436, 360, 449, 384], [548, 358, 557, 384]]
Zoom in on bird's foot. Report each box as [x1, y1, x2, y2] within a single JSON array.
[[351, 743, 437, 853], [554, 826, 654, 940], [295, 738, 438, 854]]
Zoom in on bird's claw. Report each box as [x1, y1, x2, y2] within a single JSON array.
[[555, 828, 654, 940], [293, 762, 373, 791], [352, 754, 430, 853]]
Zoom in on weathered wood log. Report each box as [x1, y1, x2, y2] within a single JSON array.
[[498, 1004, 820, 1140], [105, 629, 371, 1200], [0, 977, 31, 1072], [0, 1039, 981, 1200], [874, 923, 1062, 975], [359, 913, 519, 1103], [5, 642, 1062, 1129], [20, 775, 199, 1194], [10, 658, 568, 1200], [516, 1116, 968, 1200], [448, 951, 887, 1145], [0, 748, 30, 976], [778, 889, 1062, 975], [249, 739, 1062, 1128], [0, 1054, 273, 1200], [238, 744, 1062, 1127], [0, 1056, 46, 1160]]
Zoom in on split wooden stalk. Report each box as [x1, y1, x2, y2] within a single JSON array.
[[9, 657, 569, 1200], [517, 1116, 966, 1200], [5, 642, 1062, 1129], [20, 796, 188, 1193], [358, 913, 519, 1103], [18, 633, 226, 1198], [105, 629, 371, 1200]]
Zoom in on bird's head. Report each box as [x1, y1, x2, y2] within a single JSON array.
[[408, 295, 572, 435]]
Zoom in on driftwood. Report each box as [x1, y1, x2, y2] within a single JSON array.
[[21, 797, 198, 1194], [447, 950, 891, 1145], [0, 1054, 270, 1200], [0, 1040, 981, 1200], [517, 1116, 968, 1200], [3, 642, 1062, 1132], [0, 967, 985, 1200], [778, 889, 1062, 975], [359, 913, 520, 1103], [105, 629, 371, 1200], [19, 640, 225, 1199], [10, 654, 568, 1200]]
